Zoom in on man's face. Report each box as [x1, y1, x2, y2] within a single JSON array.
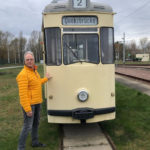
[[24, 54, 35, 68]]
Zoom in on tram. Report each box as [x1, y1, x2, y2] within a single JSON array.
[[42, 0, 115, 124]]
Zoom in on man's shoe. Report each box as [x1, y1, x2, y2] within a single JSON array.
[[32, 142, 46, 147]]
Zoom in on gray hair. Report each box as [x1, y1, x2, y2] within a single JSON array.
[[24, 51, 34, 60]]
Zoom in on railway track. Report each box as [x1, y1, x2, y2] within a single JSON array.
[[115, 65, 150, 83], [116, 64, 150, 70], [60, 123, 116, 150]]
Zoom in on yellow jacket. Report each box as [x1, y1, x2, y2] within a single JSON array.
[[16, 65, 48, 112]]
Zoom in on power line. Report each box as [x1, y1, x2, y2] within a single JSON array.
[[114, 20, 150, 36], [116, 0, 150, 23], [125, 1, 150, 18], [116, 0, 148, 14]]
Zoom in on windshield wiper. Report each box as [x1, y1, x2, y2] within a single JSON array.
[[63, 41, 79, 59]]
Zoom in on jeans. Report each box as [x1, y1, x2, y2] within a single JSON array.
[[17, 104, 41, 150]]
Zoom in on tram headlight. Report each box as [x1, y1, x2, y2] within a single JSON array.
[[78, 90, 88, 102]]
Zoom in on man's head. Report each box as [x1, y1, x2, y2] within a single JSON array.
[[24, 51, 35, 68]]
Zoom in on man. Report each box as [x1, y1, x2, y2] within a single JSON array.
[[16, 51, 51, 150]]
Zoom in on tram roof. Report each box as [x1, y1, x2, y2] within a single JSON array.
[[43, 0, 113, 14]]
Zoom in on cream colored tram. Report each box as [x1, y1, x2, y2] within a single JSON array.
[[42, 0, 115, 124]]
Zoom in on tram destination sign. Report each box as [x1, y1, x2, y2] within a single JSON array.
[[62, 16, 98, 25]]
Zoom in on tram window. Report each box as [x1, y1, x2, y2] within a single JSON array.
[[63, 34, 99, 65], [100, 27, 114, 64], [44, 28, 61, 65]]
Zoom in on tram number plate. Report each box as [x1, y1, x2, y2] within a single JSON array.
[[73, 0, 87, 8]]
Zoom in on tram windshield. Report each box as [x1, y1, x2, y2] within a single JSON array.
[[63, 34, 99, 65], [101, 27, 114, 64], [44, 27, 114, 66]]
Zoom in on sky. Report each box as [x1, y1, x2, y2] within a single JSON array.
[[0, 0, 150, 44]]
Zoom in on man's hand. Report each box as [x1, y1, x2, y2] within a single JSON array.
[[46, 73, 52, 80], [27, 111, 32, 117]]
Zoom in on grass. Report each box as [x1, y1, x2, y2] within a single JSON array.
[[101, 82, 150, 150], [0, 65, 60, 150], [0, 63, 23, 67], [1, 64, 150, 150]]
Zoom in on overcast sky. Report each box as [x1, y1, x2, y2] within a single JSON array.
[[0, 0, 150, 44]]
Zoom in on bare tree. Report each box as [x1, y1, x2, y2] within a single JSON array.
[[27, 31, 43, 62], [146, 40, 150, 54], [37, 31, 43, 61], [0, 30, 7, 64], [10, 38, 19, 64], [0, 31, 14, 64], [6, 32, 14, 63], [129, 40, 137, 59], [114, 42, 123, 60], [0, 30, 42, 64], [27, 31, 38, 62], [139, 37, 148, 53], [18, 32, 27, 63]]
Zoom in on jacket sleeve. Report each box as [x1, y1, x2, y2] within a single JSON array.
[[16, 73, 31, 112], [36, 71, 48, 84], [41, 77, 48, 84]]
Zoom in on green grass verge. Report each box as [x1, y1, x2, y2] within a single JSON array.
[[0, 65, 59, 150], [101, 82, 150, 150], [1, 65, 150, 150]]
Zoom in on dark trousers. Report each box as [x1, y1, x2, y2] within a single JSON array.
[[18, 104, 41, 150]]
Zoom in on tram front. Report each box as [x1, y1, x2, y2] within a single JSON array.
[[43, 0, 115, 124]]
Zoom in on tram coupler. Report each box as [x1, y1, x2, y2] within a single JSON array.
[[72, 108, 94, 121], [80, 119, 86, 125]]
